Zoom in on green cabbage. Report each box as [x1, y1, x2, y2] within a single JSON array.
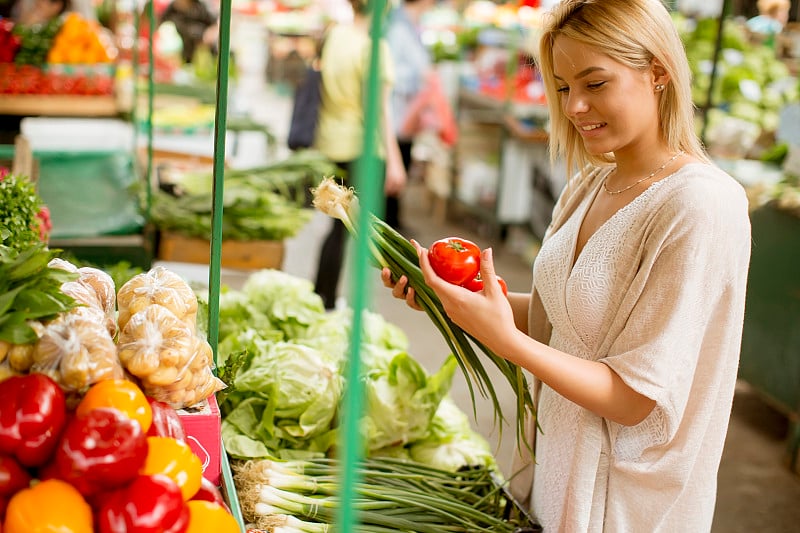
[[241, 269, 326, 340], [360, 352, 457, 451], [233, 342, 343, 440], [408, 397, 497, 472]]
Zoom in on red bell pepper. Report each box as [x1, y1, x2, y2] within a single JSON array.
[[146, 398, 187, 442], [51, 408, 148, 497], [97, 474, 190, 533], [0, 455, 31, 498], [0, 373, 67, 468], [0, 454, 32, 518]]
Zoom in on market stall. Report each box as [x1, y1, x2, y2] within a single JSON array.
[[2, 0, 797, 530], [0, 4, 162, 269], [0, 12, 118, 116], [0, 174, 240, 530]]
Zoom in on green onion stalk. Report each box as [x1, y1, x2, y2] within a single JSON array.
[[235, 457, 536, 532], [312, 178, 536, 450]]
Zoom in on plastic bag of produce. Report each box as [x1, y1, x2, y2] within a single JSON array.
[[32, 310, 124, 395], [117, 266, 198, 333], [117, 303, 224, 409]]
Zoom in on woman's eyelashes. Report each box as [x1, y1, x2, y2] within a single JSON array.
[[556, 81, 607, 94]]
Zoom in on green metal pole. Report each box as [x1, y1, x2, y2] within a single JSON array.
[[208, 1, 231, 370], [131, 1, 139, 168], [207, 1, 245, 531], [337, 0, 386, 530], [146, 0, 155, 220], [700, 0, 731, 146]]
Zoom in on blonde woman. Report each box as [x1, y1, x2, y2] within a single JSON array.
[[383, 0, 751, 530]]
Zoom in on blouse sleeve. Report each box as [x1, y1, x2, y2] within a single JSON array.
[[600, 176, 750, 448]]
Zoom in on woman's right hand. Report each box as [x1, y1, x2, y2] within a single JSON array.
[[381, 268, 423, 311]]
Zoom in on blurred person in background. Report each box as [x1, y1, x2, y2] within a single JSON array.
[[160, 0, 217, 63], [747, 0, 791, 37], [385, 0, 436, 231], [11, 0, 69, 25], [313, 0, 407, 309]]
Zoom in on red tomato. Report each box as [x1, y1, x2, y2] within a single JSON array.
[[461, 276, 483, 292], [462, 274, 508, 295], [428, 237, 481, 286]]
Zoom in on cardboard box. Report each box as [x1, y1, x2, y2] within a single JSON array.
[[178, 394, 222, 486], [158, 231, 284, 270]]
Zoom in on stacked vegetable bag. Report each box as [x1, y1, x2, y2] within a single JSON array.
[[0, 170, 238, 530], [1, 252, 224, 409], [0, 12, 116, 95], [210, 269, 538, 531]]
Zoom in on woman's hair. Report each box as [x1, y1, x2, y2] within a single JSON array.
[[537, 0, 708, 179]]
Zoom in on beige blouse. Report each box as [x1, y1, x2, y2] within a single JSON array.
[[510, 163, 751, 532]]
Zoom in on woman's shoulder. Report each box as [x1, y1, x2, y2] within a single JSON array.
[[673, 161, 746, 195], [656, 162, 750, 225]]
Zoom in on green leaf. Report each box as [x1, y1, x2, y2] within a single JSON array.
[[0, 285, 25, 316], [6, 245, 51, 282], [13, 289, 71, 318], [0, 315, 37, 344]]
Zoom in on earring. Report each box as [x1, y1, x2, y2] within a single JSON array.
[[655, 84, 665, 91]]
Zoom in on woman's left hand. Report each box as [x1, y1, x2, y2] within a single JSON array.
[[412, 240, 517, 353]]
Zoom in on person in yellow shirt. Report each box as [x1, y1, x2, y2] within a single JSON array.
[[313, 0, 407, 310]]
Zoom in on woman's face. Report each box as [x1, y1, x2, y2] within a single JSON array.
[[551, 35, 661, 157]]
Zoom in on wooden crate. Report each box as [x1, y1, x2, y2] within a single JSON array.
[[158, 231, 284, 270]]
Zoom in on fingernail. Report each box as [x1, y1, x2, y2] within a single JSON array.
[[484, 247, 492, 261]]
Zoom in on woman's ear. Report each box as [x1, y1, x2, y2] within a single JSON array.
[[651, 58, 670, 89]]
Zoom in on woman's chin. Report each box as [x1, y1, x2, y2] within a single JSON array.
[[582, 141, 613, 156]]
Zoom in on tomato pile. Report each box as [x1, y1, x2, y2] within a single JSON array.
[[0, 374, 238, 533], [428, 237, 508, 295], [0, 13, 116, 96], [0, 63, 115, 95]]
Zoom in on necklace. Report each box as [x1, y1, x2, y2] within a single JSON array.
[[603, 151, 684, 195]]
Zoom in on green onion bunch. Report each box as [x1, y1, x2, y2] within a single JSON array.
[[312, 178, 535, 449], [234, 456, 537, 532]]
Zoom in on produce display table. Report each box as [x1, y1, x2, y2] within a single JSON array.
[[0, 95, 118, 117], [739, 204, 800, 474], [158, 232, 284, 271]]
